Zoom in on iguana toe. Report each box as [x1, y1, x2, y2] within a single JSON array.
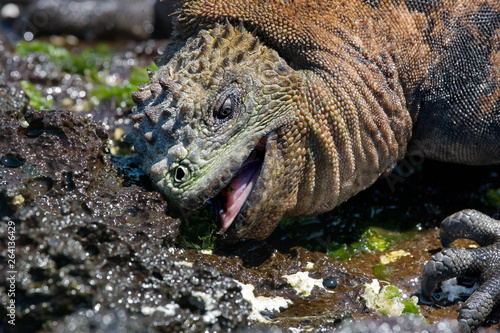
[[421, 209, 500, 332]]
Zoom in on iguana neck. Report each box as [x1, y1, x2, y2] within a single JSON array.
[[287, 61, 413, 216]]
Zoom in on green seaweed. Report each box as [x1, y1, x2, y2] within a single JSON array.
[[90, 64, 154, 107], [485, 188, 500, 207], [401, 299, 421, 315], [20, 80, 54, 110], [362, 280, 423, 317], [16, 40, 74, 70], [373, 263, 393, 281], [327, 226, 417, 260], [176, 206, 219, 251], [279, 203, 420, 261], [15, 40, 155, 109], [15, 40, 113, 76]]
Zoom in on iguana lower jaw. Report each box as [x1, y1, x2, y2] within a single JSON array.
[[213, 133, 276, 238]]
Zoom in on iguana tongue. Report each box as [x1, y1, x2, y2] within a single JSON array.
[[219, 152, 261, 232]]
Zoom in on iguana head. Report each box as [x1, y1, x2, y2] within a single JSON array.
[[129, 23, 303, 240]]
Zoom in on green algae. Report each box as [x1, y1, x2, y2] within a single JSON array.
[[327, 226, 418, 260], [280, 204, 419, 261], [89, 64, 155, 107], [16, 40, 75, 69], [20, 80, 54, 110], [485, 188, 500, 207], [15, 40, 155, 109], [362, 280, 423, 317], [15, 40, 112, 75], [175, 207, 219, 251], [373, 263, 394, 281]]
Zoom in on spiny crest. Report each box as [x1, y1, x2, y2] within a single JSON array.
[[129, 74, 186, 159], [131, 21, 265, 120]]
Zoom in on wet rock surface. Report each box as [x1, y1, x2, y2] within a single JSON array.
[[0, 11, 500, 333], [0, 109, 251, 332]]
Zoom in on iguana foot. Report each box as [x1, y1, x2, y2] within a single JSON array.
[[421, 209, 500, 332]]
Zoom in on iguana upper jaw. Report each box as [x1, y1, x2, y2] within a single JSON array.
[[214, 135, 270, 235]]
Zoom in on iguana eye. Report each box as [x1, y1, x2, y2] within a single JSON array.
[[217, 97, 233, 119], [212, 88, 241, 122], [173, 165, 189, 183]]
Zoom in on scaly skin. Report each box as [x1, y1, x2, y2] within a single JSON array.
[[128, 0, 500, 331]]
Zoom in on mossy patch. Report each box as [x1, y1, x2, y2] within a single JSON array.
[[175, 206, 219, 251], [15, 40, 155, 110], [327, 226, 417, 261], [362, 279, 423, 317], [19, 80, 54, 110], [485, 188, 500, 207]]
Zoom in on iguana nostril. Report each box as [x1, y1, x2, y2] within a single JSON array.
[[174, 165, 189, 182]]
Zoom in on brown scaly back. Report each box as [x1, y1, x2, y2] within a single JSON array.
[[165, 0, 390, 68]]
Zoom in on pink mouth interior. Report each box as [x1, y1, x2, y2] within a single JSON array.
[[218, 138, 266, 232]]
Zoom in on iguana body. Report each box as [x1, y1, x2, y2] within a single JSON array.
[[128, 0, 500, 331]]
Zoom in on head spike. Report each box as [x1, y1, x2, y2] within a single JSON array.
[[161, 109, 172, 117], [138, 83, 149, 91], [222, 18, 231, 38], [159, 78, 182, 100], [144, 132, 154, 143], [147, 69, 154, 79], [213, 35, 222, 49], [131, 92, 143, 105], [150, 83, 162, 97], [233, 50, 245, 64], [131, 113, 145, 122], [145, 107, 157, 123], [198, 44, 209, 58], [236, 33, 245, 45], [159, 77, 172, 91], [249, 36, 259, 52], [178, 103, 194, 123], [131, 90, 151, 105]]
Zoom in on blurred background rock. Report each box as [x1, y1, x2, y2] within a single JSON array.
[[0, 0, 178, 41]]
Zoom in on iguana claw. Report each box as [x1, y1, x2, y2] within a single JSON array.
[[422, 209, 500, 332]]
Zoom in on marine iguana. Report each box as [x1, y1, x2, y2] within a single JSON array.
[[128, 0, 500, 331]]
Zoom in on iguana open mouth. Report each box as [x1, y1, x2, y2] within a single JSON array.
[[214, 136, 268, 233]]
